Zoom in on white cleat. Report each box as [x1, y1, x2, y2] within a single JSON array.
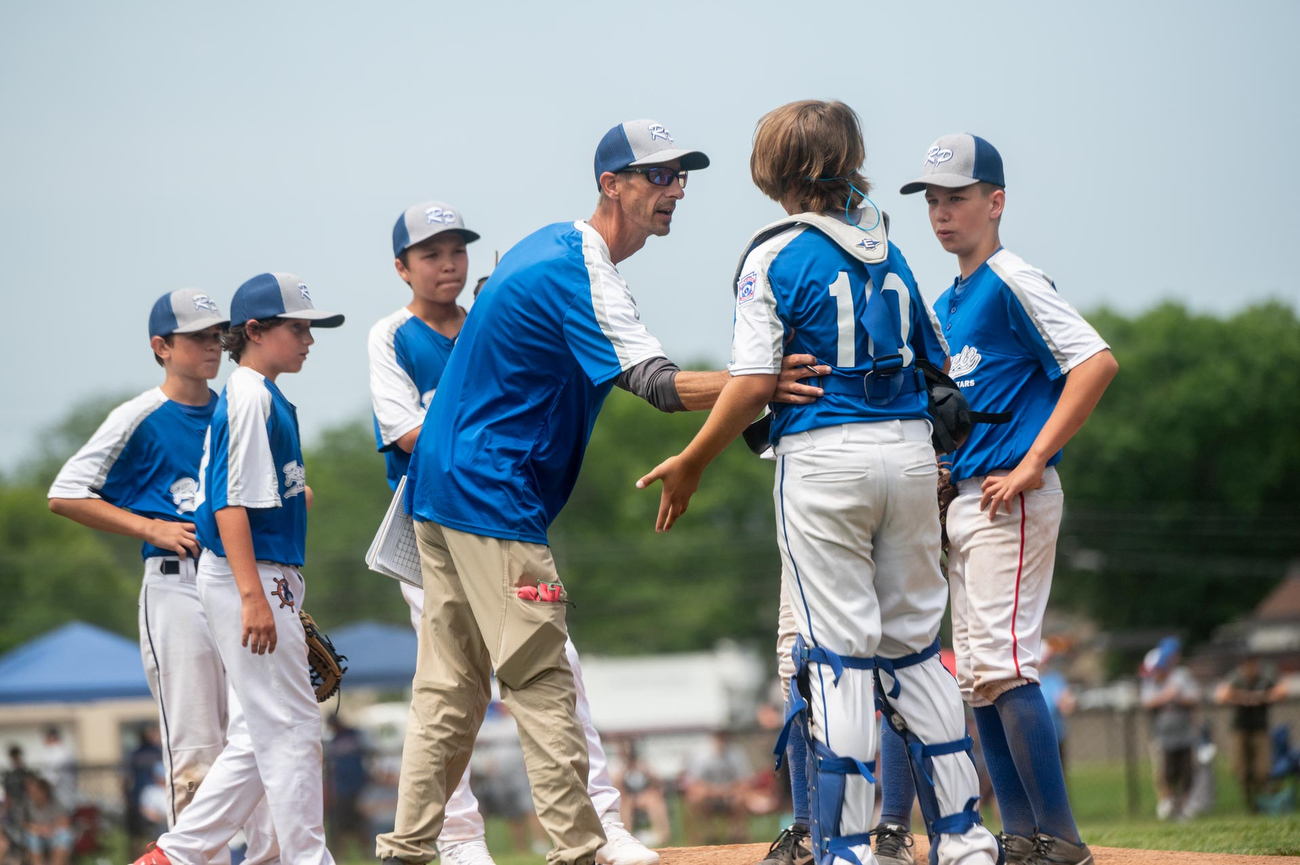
[[437, 837, 497, 865], [596, 820, 660, 865]]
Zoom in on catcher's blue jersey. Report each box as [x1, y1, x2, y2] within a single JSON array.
[[195, 367, 309, 566], [934, 248, 1108, 483], [730, 226, 948, 444], [47, 388, 217, 560], [368, 309, 456, 491]]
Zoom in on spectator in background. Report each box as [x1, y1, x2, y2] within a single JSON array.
[[3, 746, 35, 839], [681, 732, 752, 844], [39, 730, 75, 810], [137, 764, 169, 839], [1215, 655, 1286, 812], [324, 716, 370, 859], [1037, 647, 1076, 773], [125, 727, 162, 854], [22, 775, 71, 865], [612, 742, 671, 848], [1140, 637, 1201, 820]]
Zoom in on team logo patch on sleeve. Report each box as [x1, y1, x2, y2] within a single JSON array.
[[737, 271, 758, 305]]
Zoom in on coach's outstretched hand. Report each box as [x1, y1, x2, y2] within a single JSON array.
[[637, 455, 703, 533]]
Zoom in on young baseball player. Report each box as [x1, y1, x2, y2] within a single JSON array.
[[369, 201, 658, 865], [133, 273, 345, 865], [639, 100, 999, 865], [895, 134, 1118, 865], [47, 290, 277, 865]]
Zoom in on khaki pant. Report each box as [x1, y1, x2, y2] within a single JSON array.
[[375, 522, 604, 865]]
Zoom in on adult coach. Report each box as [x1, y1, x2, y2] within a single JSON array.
[[375, 120, 822, 865], [898, 134, 1117, 865]]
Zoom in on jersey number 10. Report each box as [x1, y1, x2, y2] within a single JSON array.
[[826, 271, 912, 369]]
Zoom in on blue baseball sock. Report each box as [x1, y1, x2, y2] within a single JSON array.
[[994, 683, 1082, 844], [972, 703, 1037, 838], [787, 703, 811, 827], [879, 720, 915, 828]]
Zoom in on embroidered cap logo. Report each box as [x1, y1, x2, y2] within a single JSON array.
[[298, 284, 312, 302], [425, 207, 457, 226], [647, 124, 673, 143], [925, 146, 954, 167], [192, 293, 219, 313]]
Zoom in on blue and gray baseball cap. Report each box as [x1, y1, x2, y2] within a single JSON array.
[[392, 201, 480, 258], [149, 289, 229, 338], [593, 119, 710, 187], [899, 133, 1005, 195], [230, 273, 344, 329]]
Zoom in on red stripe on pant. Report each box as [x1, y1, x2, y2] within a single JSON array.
[[1011, 492, 1026, 677]]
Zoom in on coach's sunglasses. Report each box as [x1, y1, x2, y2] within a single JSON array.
[[622, 167, 688, 189]]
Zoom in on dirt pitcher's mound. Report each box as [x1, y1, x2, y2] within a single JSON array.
[[659, 838, 1294, 864]]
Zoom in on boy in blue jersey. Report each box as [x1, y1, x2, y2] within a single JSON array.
[[134, 273, 344, 865], [638, 101, 999, 865], [376, 120, 825, 865], [49, 290, 277, 865], [889, 134, 1118, 865], [369, 202, 657, 865]]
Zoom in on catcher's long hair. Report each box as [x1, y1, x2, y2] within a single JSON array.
[[750, 100, 871, 214]]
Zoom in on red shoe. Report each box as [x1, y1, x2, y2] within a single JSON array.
[[132, 843, 173, 865]]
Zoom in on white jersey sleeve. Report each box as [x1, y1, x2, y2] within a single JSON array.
[[223, 368, 281, 508], [368, 310, 424, 448], [47, 389, 166, 500], [728, 229, 800, 376], [988, 250, 1109, 379]]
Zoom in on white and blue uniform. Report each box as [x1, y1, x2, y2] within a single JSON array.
[[732, 210, 998, 865], [934, 249, 1107, 701], [366, 305, 625, 847], [368, 309, 454, 492], [48, 389, 277, 865], [160, 366, 333, 865], [406, 221, 666, 540]]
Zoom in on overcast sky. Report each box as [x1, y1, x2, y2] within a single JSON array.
[[2, 1, 1296, 470]]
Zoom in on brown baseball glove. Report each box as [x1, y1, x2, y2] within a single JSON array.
[[938, 464, 958, 554], [300, 611, 346, 702]]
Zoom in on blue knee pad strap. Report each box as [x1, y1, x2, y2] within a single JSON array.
[[874, 638, 941, 698], [773, 674, 808, 769], [775, 635, 874, 767], [810, 737, 878, 865], [872, 643, 984, 851]]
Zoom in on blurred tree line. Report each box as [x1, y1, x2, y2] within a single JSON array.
[[2, 302, 1299, 662]]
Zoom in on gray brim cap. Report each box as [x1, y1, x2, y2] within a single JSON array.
[[392, 201, 480, 257], [231, 272, 345, 329], [149, 289, 230, 338], [594, 119, 710, 185], [899, 133, 1005, 195]]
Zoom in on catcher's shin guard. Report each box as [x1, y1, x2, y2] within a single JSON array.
[[875, 641, 987, 865], [784, 636, 879, 865]]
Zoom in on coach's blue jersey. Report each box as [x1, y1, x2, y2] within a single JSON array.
[[405, 220, 667, 544], [368, 309, 456, 491], [934, 248, 1108, 483], [194, 367, 309, 566], [730, 216, 948, 444], [48, 388, 217, 560]]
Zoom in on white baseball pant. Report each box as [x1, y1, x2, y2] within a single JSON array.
[[774, 420, 997, 865], [139, 557, 278, 865], [946, 467, 1064, 706], [158, 554, 334, 865], [399, 582, 621, 840]]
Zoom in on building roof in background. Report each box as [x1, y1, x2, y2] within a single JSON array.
[[0, 621, 149, 704], [1253, 565, 1300, 622]]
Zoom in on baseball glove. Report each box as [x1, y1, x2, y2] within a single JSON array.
[[938, 463, 958, 554], [300, 611, 347, 702]]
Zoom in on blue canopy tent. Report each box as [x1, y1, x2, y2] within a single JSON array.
[[0, 621, 151, 704], [327, 621, 417, 690]]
